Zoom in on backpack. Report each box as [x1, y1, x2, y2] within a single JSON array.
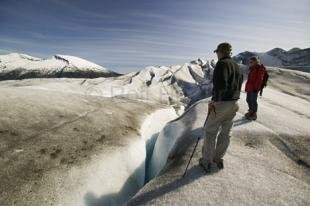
[[261, 70, 269, 88]]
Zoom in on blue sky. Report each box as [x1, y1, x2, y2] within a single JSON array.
[[0, 0, 309, 72]]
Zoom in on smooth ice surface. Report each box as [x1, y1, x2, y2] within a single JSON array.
[[129, 86, 310, 206]]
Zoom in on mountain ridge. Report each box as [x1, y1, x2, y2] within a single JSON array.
[[233, 47, 310, 72]]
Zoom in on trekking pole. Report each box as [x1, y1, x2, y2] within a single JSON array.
[[182, 105, 213, 178], [182, 137, 201, 177]]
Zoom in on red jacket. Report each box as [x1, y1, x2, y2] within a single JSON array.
[[245, 64, 266, 92]]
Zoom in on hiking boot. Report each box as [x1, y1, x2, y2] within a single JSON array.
[[214, 159, 224, 170], [245, 111, 253, 119], [199, 158, 217, 173], [249, 112, 257, 121]]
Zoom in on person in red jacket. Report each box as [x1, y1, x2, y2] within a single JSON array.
[[245, 56, 265, 120]]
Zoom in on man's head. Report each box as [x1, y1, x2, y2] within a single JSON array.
[[214, 42, 232, 59], [249, 56, 260, 66]]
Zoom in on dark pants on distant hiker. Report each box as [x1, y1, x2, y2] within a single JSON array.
[[246, 92, 258, 113], [259, 88, 264, 96]]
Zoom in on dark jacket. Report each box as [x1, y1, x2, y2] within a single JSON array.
[[245, 64, 266, 92], [212, 57, 243, 101]]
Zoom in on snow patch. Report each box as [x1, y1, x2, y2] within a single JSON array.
[[55, 54, 108, 71]]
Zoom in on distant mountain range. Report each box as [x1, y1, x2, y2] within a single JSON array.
[[1, 47, 309, 82], [233, 47, 310, 72], [0, 53, 120, 80]]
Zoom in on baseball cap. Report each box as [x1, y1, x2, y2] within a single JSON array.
[[214, 42, 232, 54]]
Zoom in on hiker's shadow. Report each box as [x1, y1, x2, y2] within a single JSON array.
[[83, 133, 160, 206], [233, 117, 251, 127], [128, 165, 211, 205], [83, 151, 207, 206]]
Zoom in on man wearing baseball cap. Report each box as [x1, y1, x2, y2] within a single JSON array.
[[199, 42, 243, 172]]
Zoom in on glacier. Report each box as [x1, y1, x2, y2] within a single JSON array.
[[1, 52, 309, 206], [0, 55, 216, 206], [128, 86, 310, 205]]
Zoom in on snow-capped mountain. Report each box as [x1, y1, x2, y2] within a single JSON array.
[[233, 47, 310, 72], [0, 53, 120, 80]]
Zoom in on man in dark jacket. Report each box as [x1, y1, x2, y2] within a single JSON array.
[[245, 56, 266, 120], [200, 43, 243, 172]]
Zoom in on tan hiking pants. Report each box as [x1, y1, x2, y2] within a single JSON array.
[[202, 100, 239, 163]]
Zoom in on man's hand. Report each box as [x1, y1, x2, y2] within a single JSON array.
[[208, 101, 216, 116]]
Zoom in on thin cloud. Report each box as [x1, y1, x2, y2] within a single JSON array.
[[0, 0, 309, 72]]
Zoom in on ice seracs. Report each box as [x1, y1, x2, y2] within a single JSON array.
[[81, 58, 214, 106]]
